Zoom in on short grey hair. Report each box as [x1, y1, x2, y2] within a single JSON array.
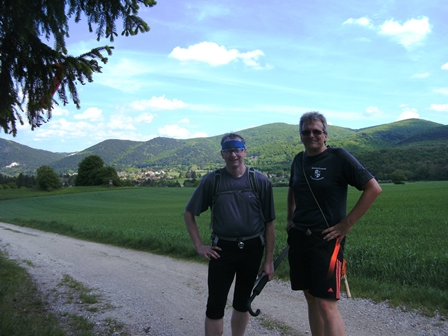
[[299, 111, 328, 134]]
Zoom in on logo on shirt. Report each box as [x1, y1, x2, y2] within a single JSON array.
[[310, 167, 326, 181]]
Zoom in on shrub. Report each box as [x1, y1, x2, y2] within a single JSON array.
[[36, 166, 61, 191]]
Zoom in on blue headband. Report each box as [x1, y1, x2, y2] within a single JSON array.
[[222, 140, 245, 150]]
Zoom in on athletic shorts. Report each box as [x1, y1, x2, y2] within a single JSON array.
[[287, 227, 344, 299], [206, 237, 264, 320]]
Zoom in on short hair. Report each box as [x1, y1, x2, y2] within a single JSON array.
[[299, 111, 328, 134], [221, 133, 246, 145]]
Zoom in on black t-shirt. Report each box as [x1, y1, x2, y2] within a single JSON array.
[[186, 167, 275, 237], [289, 147, 373, 229]]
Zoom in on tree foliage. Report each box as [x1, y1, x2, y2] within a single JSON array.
[[0, 173, 36, 188], [75, 154, 119, 186], [75, 155, 104, 186], [0, 0, 156, 136], [95, 166, 120, 186], [36, 165, 61, 191]]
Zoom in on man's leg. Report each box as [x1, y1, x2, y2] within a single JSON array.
[[230, 309, 250, 336], [315, 297, 346, 336], [304, 290, 324, 336], [205, 316, 224, 336]]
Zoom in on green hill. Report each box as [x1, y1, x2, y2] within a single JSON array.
[[0, 138, 67, 176], [1, 119, 447, 181]]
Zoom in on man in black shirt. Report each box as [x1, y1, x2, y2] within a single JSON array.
[[287, 112, 382, 335]]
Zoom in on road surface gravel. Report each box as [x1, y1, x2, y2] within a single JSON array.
[[0, 222, 446, 335]]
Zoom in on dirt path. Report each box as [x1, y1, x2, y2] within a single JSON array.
[[0, 222, 446, 335]]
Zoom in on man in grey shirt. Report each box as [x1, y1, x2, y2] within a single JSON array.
[[184, 133, 275, 336]]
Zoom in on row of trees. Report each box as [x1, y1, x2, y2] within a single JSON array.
[[0, 155, 122, 192], [2, 149, 446, 192], [44, 155, 121, 190], [0, 173, 36, 189]]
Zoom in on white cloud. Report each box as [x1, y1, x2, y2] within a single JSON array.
[[344, 16, 431, 49], [130, 95, 187, 111], [188, 4, 230, 21], [397, 105, 419, 120], [33, 118, 99, 141], [441, 63, 448, 70], [158, 124, 190, 138], [96, 58, 152, 93], [364, 106, 383, 117], [134, 113, 155, 124], [157, 121, 208, 139], [51, 106, 70, 116], [433, 88, 448, 96], [193, 132, 208, 138], [169, 42, 267, 68], [343, 17, 372, 27], [73, 107, 103, 122], [239, 50, 267, 69], [379, 17, 431, 48], [429, 103, 448, 112], [411, 72, 430, 79], [107, 114, 136, 130]]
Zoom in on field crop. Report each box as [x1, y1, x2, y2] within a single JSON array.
[[0, 181, 447, 315]]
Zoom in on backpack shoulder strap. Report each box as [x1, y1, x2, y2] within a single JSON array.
[[212, 168, 223, 203], [248, 167, 259, 197]]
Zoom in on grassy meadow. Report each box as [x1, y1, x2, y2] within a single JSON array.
[[0, 182, 447, 317]]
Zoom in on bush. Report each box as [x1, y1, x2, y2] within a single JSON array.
[[36, 166, 61, 191], [6, 182, 17, 189], [75, 155, 104, 186]]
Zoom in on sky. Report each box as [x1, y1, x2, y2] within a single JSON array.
[[2, 0, 448, 153]]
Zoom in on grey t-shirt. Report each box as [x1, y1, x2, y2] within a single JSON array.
[[185, 167, 275, 237]]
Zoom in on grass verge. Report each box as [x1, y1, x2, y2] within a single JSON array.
[[0, 252, 126, 335], [0, 252, 66, 335]]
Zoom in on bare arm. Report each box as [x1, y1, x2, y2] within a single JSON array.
[[286, 187, 296, 232], [183, 210, 221, 260], [323, 178, 382, 241], [261, 220, 275, 280]]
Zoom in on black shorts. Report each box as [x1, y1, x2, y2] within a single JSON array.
[[206, 237, 264, 319], [287, 227, 344, 299]]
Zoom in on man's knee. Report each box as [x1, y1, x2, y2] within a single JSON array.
[[315, 297, 339, 316]]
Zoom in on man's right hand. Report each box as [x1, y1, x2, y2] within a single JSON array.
[[197, 245, 221, 260]]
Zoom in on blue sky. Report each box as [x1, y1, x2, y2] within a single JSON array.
[[2, 0, 448, 153]]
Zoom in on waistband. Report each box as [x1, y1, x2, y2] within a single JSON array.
[[211, 231, 265, 246], [292, 223, 325, 236]]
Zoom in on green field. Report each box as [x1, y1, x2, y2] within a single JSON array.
[[0, 182, 447, 316]]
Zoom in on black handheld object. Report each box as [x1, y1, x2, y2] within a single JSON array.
[[247, 246, 289, 316]]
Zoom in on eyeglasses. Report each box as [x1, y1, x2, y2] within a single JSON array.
[[300, 129, 326, 136], [222, 148, 245, 155]]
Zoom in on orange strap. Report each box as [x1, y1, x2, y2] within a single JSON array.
[[341, 258, 347, 276], [327, 237, 341, 279]]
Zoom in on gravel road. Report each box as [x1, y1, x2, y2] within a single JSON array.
[[0, 222, 446, 336]]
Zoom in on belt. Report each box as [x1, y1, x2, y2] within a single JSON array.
[[212, 231, 264, 249]]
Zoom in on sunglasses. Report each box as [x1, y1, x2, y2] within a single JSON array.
[[222, 148, 245, 155], [300, 129, 326, 136]]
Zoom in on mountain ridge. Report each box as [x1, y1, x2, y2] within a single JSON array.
[[1, 119, 447, 178]]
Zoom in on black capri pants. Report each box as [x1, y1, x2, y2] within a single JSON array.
[[206, 237, 264, 319]]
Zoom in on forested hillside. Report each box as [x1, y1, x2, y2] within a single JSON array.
[[1, 119, 447, 181], [0, 138, 67, 175]]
